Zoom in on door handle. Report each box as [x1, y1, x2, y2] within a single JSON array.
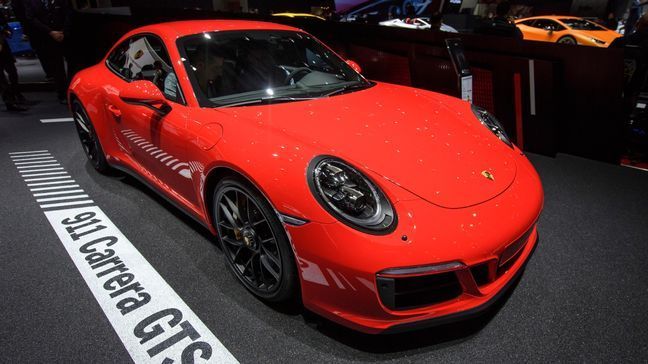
[[107, 104, 122, 118]]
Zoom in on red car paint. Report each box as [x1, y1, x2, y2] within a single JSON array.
[[69, 20, 543, 334]]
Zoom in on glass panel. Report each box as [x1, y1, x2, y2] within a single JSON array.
[[107, 35, 181, 103], [559, 18, 606, 31], [179, 30, 371, 107]]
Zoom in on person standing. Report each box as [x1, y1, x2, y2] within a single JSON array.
[[13, 0, 54, 80], [0, 4, 27, 111], [25, 0, 69, 104], [0, 41, 28, 111]]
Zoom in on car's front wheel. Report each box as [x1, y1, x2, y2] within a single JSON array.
[[557, 35, 577, 45], [213, 176, 299, 303], [72, 100, 111, 173]]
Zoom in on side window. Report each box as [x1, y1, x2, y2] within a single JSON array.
[[532, 19, 549, 29], [130, 36, 181, 103], [521, 20, 536, 27], [106, 35, 182, 103], [546, 20, 565, 31], [534, 19, 565, 31], [107, 39, 132, 78]]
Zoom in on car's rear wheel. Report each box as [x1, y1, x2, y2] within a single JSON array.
[[557, 35, 577, 45], [72, 100, 111, 173], [213, 176, 298, 303]]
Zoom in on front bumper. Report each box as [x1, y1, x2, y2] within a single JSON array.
[[290, 221, 539, 334], [375, 223, 535, 312], [382, 229, 538, 334], [286, 153, 543, 334]]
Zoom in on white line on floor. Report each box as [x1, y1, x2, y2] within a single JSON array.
[[41, 117, 74, 123], [33, 189, 85, 197], [9, 150, 48, 155], [27, 179, 75, 187], [13, 159, 59, 166], [22, 171, 69, 178], [36, 194, 90, 203], [12, 156, 56, 162], [24, 176, 72, 182], [10, 153, 51, 159], [39, 200, 95, 208], [17, 163, 61, 169], [30, 184, 81, 191], [18, 167, 64, 177], [622, 164, 648, 172]]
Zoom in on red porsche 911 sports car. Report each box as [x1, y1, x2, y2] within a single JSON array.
[[68, 20, 543, 334]]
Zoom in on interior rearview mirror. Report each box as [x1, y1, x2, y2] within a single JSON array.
[[119, 80, 171, 114]]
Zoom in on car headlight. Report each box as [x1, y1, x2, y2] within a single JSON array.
[[308, 156, 396, 234], [471, 105, 513, 148], [590, 37, 605, 45]]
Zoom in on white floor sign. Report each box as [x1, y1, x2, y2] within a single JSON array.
[[11, 150, 238, 364]]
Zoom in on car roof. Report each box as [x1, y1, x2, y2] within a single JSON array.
[[517, 15, 583, 22], [128, 20, 301, 39]]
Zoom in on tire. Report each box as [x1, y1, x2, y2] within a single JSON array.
[[72, 100, 111, 174], [213, 175, 299, 303], [557, 36, 577, 45]]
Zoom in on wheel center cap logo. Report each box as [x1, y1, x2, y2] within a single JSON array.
[[481, 170, 495, 181]]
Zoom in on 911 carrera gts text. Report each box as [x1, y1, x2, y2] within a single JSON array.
[[59, 210, 214, 363]]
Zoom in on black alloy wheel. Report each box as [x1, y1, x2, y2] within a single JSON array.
[[72, 100, 110, 173], [214, 176, 298, 302]]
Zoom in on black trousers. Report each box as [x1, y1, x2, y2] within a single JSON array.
[[0, 70, 12, 105], [0, 38, 21, 105], [35, 35, 67, 99], [30, 35, 55, 77]]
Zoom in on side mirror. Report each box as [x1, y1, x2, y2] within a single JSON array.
[[119, 80, 171, 114], [346, 59, 362, 74]]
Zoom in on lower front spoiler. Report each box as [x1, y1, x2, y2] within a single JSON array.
[[380, 234, 539, 334]]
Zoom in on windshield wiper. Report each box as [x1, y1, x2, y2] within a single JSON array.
[[216, 83, 374, 108], [323, 82, 373, 97], [218, 96, 318, 108]]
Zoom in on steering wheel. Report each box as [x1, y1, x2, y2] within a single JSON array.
[[284, 67, 312, 85]]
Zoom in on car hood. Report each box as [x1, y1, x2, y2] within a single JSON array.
[[213, 82, 517, 208]]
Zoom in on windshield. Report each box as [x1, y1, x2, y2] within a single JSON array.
[[177, 30, 371, 107], [559, 18, 606, 31]]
